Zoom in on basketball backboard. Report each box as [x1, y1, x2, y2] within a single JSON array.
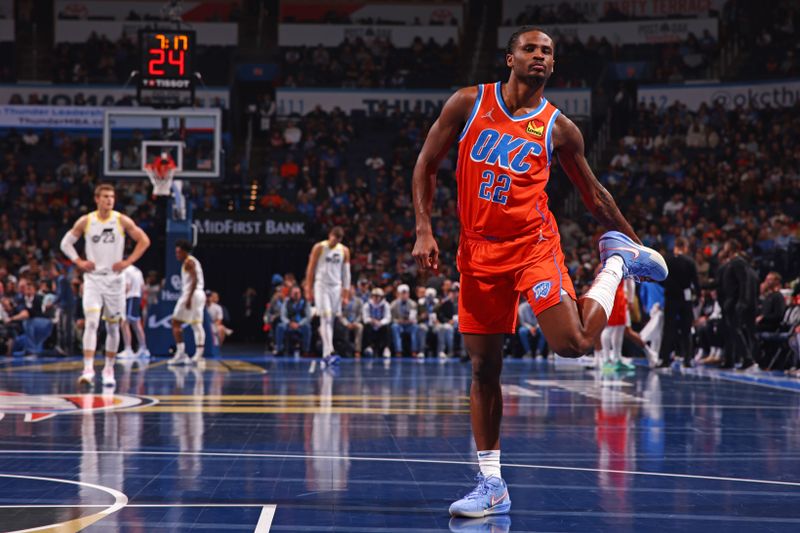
[[102, 107, 222, 180]]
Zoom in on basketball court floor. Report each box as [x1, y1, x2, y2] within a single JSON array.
[[0, 350, 799, 532]]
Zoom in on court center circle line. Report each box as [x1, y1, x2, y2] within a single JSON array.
[[1, 449, 799, 489], [0, 473, 128, 533]]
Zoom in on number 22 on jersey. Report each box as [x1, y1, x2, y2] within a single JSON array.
[[478, 170, 511, 205]]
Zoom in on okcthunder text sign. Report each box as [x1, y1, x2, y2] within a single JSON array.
[[193, 212, 309, 243], [638, 79, 800, 111]]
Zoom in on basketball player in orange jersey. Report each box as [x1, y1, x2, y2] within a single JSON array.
[[412, 27, 668, 518]]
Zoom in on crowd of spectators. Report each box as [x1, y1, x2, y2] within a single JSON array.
[[243, 94, 799, 364], [601, 99, 799, 282], [0, 127, 233, 356], [502, 2, 723, 25], [1, 88, 798, 365], [728, 0, 799, 80], [282, 10, 458, 26], [57, 3, 241, 22], [493, 29, 718, 87], [262, 273, 472, 359], [280, 37, 459, 88]]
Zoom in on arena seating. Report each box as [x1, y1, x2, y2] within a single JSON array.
[[279, 37, 459, 88]]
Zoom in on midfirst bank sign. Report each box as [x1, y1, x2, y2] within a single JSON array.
[[193, 212, 309, 243]]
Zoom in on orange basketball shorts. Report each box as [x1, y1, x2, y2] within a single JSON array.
[[607, 282, 627, 327], [456, 229, 576, 335]]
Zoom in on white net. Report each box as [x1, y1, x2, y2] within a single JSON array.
[[145, 165, 176, 197]]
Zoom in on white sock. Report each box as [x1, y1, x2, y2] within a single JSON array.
[[611, 325, 624, 361], [601, 327, 614, 363], [176, 342, 185, 355], [84, 358, 93, 372], [134, 326, 147, 351], [585, 255, 624, 318], [477, 450, 501, 479], [194, 345, 204, 359]]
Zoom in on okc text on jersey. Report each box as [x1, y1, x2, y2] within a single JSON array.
[[469, 129, 544, 174]]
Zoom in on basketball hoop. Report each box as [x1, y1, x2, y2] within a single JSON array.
[[145, 155, 177, 197]]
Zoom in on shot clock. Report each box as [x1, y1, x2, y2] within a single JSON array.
[[137, 29, 196, 107]]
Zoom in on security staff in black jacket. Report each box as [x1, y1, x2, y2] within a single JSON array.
[[658, 237, 700, 367], [717, 240, 759, 370]]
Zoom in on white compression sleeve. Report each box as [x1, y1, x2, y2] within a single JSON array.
[[600, 327, 614, 363], [320, 315, 334, 358], [105, 320, 120, 355], [342, 263, 351, 290], [60, 232, 80, 262], [585, 255, 624, 318], [191, 323, 206, 358], [83, 313, 99, 353], [611, 325, 625, 360]]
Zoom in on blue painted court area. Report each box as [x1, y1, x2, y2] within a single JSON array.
[[0, 352, 799, 532]]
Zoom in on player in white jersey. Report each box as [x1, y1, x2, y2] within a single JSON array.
[[304, 226, 351, 366], [60, 183, 151, 387], [169, 239, 207, 366], [207, 291, 232, 346], [120, 263, 149, 358]]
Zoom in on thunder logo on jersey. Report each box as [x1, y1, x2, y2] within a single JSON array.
[[469, 129, 544, 174]]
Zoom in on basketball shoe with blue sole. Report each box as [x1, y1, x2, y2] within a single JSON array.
[[448, 515, 511, 532], [449, 474, 511, 518], [321, 354, 340, 367], [598, 231, 668, 281]]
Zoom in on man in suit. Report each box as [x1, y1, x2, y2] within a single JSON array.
[[658, 237, 700, 367], [717, 240, 759, 370]]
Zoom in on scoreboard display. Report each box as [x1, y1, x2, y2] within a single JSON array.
[[138, 29, 196, 107]]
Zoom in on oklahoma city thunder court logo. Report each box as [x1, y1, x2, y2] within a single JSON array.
[[0, 391, 157, 422]]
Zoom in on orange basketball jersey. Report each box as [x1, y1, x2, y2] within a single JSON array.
[[456, 81, 561, 241]]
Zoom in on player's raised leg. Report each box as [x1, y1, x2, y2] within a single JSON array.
[[537, 232, 667, 359]]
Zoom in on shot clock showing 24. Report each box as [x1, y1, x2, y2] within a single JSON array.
[[137, 29, 196, 108]]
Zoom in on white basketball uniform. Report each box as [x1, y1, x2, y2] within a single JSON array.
[[173, 255, 206, 324], [123, 264, 144, 299], [313, 240, 345, 318], [83, 210, 126, 321]]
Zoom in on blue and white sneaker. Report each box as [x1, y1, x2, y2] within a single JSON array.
[[321, 354, 341, 367], [598, 231, 668, 281], [449, 474, 511, 518]]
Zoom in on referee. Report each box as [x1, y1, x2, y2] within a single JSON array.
[[658, 237, 700, 367]]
